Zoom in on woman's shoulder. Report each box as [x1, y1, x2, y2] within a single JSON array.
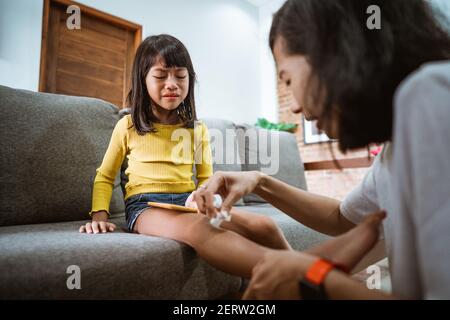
[[394, 60, 450, 115]]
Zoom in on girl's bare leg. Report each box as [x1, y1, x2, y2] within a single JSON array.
[[134, 208, 276, 278], [219, 208, 292, 250]]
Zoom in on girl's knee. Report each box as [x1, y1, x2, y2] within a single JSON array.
[[182, 214, 218, 245], [251, 215, 279, 235]]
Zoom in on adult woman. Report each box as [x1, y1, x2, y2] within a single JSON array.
[[194, 0, 450, 299]]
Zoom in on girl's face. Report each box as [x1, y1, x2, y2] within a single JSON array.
[[146, 58, 189, 112], [273, 37, 338, 138]]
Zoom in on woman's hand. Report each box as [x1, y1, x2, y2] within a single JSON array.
[[193, 171, 265, 218], [242, 250, 316, 300], [243, 211, 386, 300], [79, 210, 117, 234]]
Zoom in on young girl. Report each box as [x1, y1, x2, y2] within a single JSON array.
[[79, 34, 292, 279]]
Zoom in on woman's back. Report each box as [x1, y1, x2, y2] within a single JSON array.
[[390, 60, 450, 298]]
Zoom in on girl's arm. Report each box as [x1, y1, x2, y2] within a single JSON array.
[[81, 118, 128, 234], [89, 117, 128, 217], [194, 122, 213, 187]]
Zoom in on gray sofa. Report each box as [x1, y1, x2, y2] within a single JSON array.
[[0, 85, 329, 299]]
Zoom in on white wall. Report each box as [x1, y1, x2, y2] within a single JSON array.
[[0, 0, 260, 124], [0, 0, 43, 92], [430, 0, 450, 29], [258, 0, 285, 123], [1, 0, 449, 125]]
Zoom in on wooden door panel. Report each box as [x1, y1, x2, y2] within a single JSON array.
[[39, 0, 142, 108], [58, 18, 127, 54], [58, 35, 126, 69], [74, 8, 128, 41], [57, 55, 124, 86], [56, 70, 124, 103]]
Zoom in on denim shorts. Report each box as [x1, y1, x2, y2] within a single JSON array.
[[125, 192, 191, 233]]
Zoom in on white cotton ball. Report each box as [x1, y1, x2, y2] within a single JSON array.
[[213, 194, 222, 209], [210, 217, 223, 228]]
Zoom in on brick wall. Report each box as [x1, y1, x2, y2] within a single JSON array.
[[277, 81, 371, 200]]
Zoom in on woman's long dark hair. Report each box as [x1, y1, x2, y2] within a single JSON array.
[[126, 34, 197, 135], [270, 0, 450, 152]]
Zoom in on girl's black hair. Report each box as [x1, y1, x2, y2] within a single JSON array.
[[127, 34, 197, 134], [270, 0, 450, 152]]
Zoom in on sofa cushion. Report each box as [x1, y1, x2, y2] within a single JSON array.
[[241, 204, 329, 251], [0, 86, 125, 227], [236, 124, 308, 204], [0, 204, 328, 299], [0, 217, 241, 299]]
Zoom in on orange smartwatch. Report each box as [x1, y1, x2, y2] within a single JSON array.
[[299, 258, 349, 300]]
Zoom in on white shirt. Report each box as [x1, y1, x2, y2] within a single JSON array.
[[340, 61, 450, 299]]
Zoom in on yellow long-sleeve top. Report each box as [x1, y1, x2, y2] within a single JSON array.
[[89, 115, 213, 216]]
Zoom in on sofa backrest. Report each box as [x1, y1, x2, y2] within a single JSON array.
[[235, 123, 307, 204], [0, 85, 125, 227], [192, 118, 307, 204], [118, 114, 308, 205], [0, 86, 307, 226]]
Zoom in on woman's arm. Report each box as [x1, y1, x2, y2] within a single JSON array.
[[242, 250, 394, 300], [243, 212, 394, 300], [255, 173, 385, 266], [195, 171, 354, 236], [255, 173, 355, 236]]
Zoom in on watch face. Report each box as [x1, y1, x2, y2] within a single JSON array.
[[299, 279, 329, 300]]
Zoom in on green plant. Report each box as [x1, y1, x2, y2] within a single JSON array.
[[255, 118, 298, 133]]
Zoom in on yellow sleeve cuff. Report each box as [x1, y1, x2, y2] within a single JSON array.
[[88, 210, 111, 218]]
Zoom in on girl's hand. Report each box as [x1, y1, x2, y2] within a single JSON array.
[[184, 191, 198, 209], [193, 171, 265, 218], [79, 210, 116, 234]]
